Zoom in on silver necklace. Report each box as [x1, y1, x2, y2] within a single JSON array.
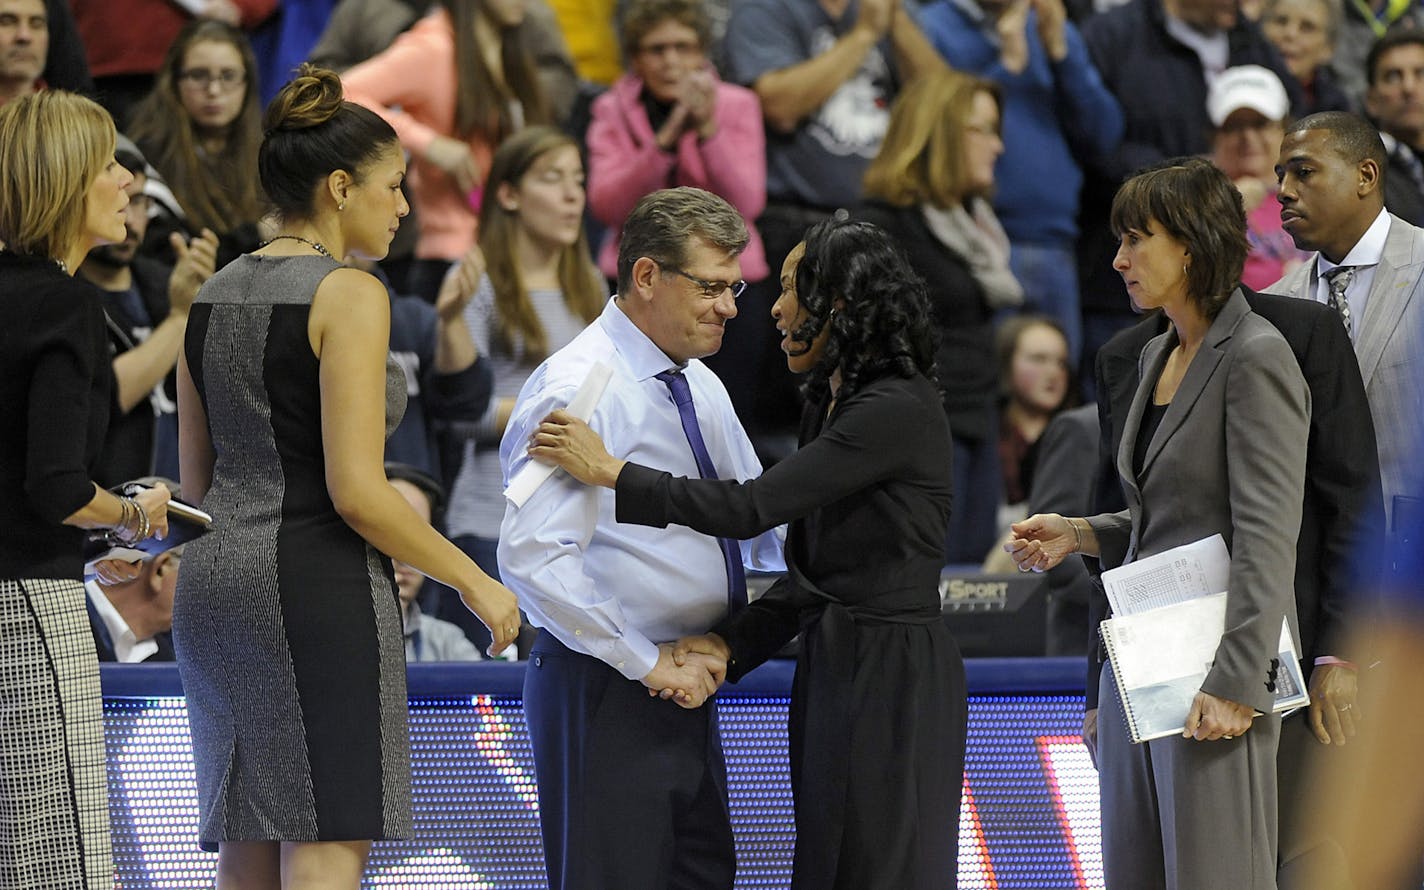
[[260, 234, 334, 259]]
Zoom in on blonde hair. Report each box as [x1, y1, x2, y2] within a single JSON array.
[[0, 91, 116, 260], [862, 69, 1000, 208]]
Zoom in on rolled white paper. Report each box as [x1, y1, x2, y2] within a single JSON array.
[[503, 361, 614, 507]]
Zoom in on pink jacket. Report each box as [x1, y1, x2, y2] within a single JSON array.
[[343, 10, 493, 261], [587, 72, 768, 282]]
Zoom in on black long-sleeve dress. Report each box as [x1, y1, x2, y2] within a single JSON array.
[[615, 370, 964, 890]]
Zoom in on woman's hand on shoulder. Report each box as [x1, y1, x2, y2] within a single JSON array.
[[527, 409, 625, 488], [458, 578, 521, 657]]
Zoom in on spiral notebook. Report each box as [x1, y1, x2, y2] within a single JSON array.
[[1100, 592, 1309, 743]]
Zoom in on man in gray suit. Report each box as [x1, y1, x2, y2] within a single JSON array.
[[1266, 110, 1424, 889], [1267, 110, 1424, 573]]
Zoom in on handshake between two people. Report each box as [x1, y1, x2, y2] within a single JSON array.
[[643, 633, 732, 709]]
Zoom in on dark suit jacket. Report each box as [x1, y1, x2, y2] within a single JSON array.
[[1382, 143, 1424, 228], [1086, 288, 1385, 708]]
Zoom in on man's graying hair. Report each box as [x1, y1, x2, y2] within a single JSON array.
[[616, 187, 749, 296]]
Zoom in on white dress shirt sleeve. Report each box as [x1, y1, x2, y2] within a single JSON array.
[[498, 384, 662, 681]]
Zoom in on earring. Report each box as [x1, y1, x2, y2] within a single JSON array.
[[338, 201, 346, 211]]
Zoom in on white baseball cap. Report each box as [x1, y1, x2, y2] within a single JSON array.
[[1207, 65, 1290, 127]]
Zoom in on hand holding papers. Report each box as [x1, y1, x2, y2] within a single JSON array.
[[1100, 535, 1308, 743]]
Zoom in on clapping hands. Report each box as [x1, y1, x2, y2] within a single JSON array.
[[654, 68, 720, 148], [642, 634, 732, 708]]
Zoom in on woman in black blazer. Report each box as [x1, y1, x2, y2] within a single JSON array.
[[1008, 158, 1309, 889], [0, 91, 171, 889], [530, 218, 963, 890]]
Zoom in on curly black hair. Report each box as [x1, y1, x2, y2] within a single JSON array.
[[790, 218, 939, 405]]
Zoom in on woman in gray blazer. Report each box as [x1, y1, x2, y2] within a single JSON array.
[[1007, 157, 1310, 890]]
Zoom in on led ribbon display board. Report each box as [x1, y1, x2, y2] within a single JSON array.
[[102, 659, 1104, 889]]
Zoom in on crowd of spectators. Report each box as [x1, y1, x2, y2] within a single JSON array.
[[8, 0, 1422, 661]]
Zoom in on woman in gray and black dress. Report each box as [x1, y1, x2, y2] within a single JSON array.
[[173, 65, 519, 888]]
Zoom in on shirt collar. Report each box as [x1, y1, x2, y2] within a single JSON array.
[[85, 580, 139, 650], [1318, 207, 1391, 275], [599, 296, 684, 381]]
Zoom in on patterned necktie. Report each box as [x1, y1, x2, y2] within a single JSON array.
[[1323, 265, 1355, 341], [654, 370, 749, 613]]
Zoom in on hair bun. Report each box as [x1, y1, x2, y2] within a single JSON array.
[[263, 63, 344, 134]]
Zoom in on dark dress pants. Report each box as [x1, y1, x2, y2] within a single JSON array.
[[524, 631, 735, 890]]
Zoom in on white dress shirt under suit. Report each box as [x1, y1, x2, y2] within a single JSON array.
[[1311, 207, 1391, 339]]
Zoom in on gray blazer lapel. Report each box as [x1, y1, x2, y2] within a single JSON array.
[[1136, 291, 1251, 477], [1357, 216, 1423, 388], [1260, 258, 1312, 298]]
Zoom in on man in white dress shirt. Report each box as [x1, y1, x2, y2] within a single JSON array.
[[498, 187, 784, 890]]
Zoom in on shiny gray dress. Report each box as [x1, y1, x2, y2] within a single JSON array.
[[174, 255, 412, 849]]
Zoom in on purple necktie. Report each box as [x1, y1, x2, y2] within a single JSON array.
[[655, 370, 748, 613]]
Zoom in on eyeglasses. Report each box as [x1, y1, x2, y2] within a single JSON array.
[[177, 68, 246, 91], [663, 264, 747, 300]]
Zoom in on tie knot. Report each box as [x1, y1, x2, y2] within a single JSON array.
[[1324, 266, 1355, 292], [655, 369, 693, 406]]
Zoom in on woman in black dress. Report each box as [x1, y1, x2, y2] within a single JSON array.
[[173, 66, 520, 888], [530, 218, 964, 889], [0, 90, 172, 890]]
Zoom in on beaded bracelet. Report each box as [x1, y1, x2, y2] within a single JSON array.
[[106, 496, 150, 547]]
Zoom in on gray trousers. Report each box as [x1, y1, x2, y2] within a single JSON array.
[[1098, 662, 1281, 890]]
